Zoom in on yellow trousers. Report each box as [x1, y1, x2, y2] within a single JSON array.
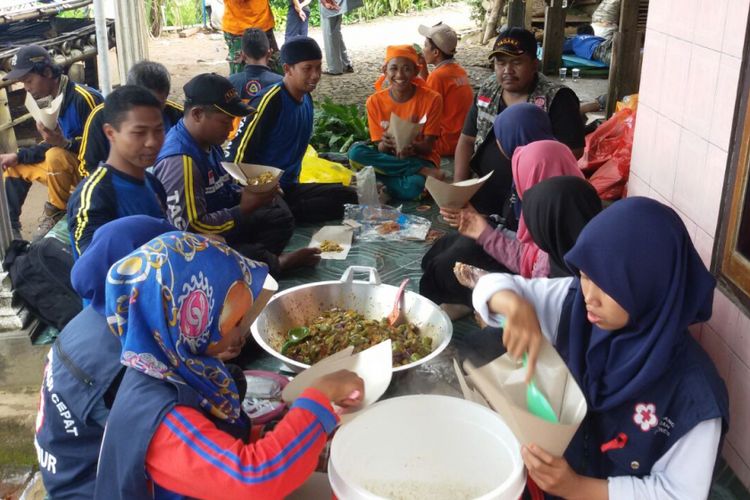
[[4, 147, 80, 210]]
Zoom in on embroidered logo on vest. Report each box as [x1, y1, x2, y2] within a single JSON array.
[[245, 79, 262, 98], [633, 403, 658, 432]]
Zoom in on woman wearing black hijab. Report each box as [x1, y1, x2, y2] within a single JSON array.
[[522, 176, 603, 277], [454, 176, 602, 365]]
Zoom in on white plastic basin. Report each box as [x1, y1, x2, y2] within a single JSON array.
[[329, 395, 526, 500]]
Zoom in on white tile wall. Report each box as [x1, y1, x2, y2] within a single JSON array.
[[710, 54, 742, 150], [669, 0, 699, 42], [658, 37, 693, 123], [723, 0, 750, 57], [695, 0, 730, 51], [673, 129, 709, 220], [698, 145, 729, 235], [629, 0, 750, 486], [649, 114, 681, 199], [639, 31, 668, 108], [630, 103, 658, 184], [683, 45, 721, 138]]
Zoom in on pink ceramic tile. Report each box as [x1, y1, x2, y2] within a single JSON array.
[[673, 129, 708, 222], [695, 0, 729, 50], [669, 0, 698, 42], [638, 32, 668, 108], [723, 0, 750, 58], [630, 104, 658, 183], [693, 228, 715, 268], [658, 37, 692, 124], [701, 324, 732, 381], [696, 145, 729, 236], [682, 46, 721, 138], [727, 355, 750, 461], [722, 442, 750, 491], [710, 54, 742, 151], [709, 290, 741, 344], [733, 312, 750, 369], [626, 172, 650, 197], [649, 115, 681, 200]]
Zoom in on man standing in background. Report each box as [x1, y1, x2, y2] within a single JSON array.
[[223, 0, 278, 74], [319, 0, 362, 75]]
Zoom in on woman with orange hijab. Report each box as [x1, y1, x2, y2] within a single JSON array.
[[348, 45, 444, 200]]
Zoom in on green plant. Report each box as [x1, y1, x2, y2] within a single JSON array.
[[311, 99, 369, 153]]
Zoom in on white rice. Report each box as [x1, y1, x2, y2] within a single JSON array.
[[364, 479, 486, 500]]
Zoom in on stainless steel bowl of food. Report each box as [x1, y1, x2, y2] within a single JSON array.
[[251, 266, 453, 373]]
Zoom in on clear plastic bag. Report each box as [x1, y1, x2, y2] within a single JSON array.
[[343, 204, 431, 242], [355, 166, 380, 206]]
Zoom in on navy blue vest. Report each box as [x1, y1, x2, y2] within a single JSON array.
[[35, 306, 123, 499], [95, 368, 250, 499], [155, 119, 241, 214], [556, 286, 729, 480]]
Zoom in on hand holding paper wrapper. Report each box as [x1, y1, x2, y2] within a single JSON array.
[[24, 92, 63, 131], [454, 338, 587, 457], [426, 171, 494, 210], [388, 112, 426, 155]]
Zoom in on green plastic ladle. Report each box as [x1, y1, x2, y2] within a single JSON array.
[[523, 353, 558, 423], [280, 327, 310, 355]]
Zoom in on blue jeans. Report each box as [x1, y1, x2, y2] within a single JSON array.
[[285, 5, 309, 39]]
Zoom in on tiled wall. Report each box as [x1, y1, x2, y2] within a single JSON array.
[[628, 0, 750, 488]]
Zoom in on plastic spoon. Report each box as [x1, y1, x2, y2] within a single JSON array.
[[523, 353, 558, 423], [280, 327, 310, 355], [387, 278, 410, 327]]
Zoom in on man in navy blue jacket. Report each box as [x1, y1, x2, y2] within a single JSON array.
[[67, 86, 168, 259], [155, 73, 320, 277], [0, 45, 102, 240]]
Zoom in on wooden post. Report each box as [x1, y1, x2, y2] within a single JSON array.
[[605, 0, 642, 116], [508, 0, 526, 29], [483, 0, 506, 44], [541, 0, 567, 75]]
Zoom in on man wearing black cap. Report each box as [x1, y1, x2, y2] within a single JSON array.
[[0, 44, 103, 240], [226, 36, 357, 224], [154, 73, 319, 276], [454, 27, 585, 217]]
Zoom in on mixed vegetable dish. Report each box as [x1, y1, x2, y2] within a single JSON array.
[[281, 308, 433, 366]]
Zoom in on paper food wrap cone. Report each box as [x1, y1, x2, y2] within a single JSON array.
[[25, 92, 63, 131], [282, 340, 393, 424], [453, 339, 587, 456], [388, 113, 424, 153], [220, 162, 283, 192], [425, 171, 494, 210], [243, 275, 279, 331]]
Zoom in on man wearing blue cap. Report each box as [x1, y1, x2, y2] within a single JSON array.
[[226, 37, 357, 224], [0, 44, 102, 240]]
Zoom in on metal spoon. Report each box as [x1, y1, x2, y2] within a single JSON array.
[[523, 353, 558, 423], [280, 326, 311, 355]]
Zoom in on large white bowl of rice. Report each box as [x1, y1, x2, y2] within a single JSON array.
[[328, 395, 526, 500]]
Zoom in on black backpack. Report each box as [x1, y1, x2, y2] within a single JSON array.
[[3, 238, 82, 330]]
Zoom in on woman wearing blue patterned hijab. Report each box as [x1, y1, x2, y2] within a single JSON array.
[[106, 231, 268, 422]]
